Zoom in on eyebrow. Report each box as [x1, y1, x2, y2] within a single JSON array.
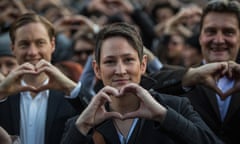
[[103, 53, 134, 58]]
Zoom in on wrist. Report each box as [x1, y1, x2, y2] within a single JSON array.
[[64, 80, 77, 96], [75, 120, 92, 136], [182, 67, 199, 87]]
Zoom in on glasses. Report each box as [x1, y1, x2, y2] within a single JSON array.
[[74, 50, 93, 56]]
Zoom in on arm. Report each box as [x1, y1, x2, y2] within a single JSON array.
[[182, 62, 228, 98], [153, 92, 223, 144], [61, 86, 123, 144], [120, 83, 222, 144], [0, 63, 38, 100]]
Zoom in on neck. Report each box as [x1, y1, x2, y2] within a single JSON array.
[[23, 72, 48, 98], [23, 72, 48, 87], [110, 93, 140, 115]]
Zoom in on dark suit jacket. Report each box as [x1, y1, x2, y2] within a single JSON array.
[[61, 91, 222, 144], [184, 85, 240, 144], [0, 90, 77, 144]]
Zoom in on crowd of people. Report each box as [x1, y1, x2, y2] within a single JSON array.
[[0, 0, 240, 144]]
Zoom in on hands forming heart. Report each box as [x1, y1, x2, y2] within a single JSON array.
[[76, 83, 167, 135], [0, 60, 77, 99], [184, 61, 240, 100]]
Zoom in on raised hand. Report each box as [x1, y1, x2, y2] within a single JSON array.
[[34, 59, 77, 95], [0, 127, 11, 144], [0, 63, 38, 100], [54, 15, 97, 33], [182, 62, 229, 98], [75, 86, 123, 135], [222, 61, 240, 99]]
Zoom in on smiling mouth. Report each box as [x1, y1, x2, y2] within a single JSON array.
[[210, 47, 228, 52], [113, 79, 130, 84]]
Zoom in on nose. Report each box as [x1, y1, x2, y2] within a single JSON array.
[[115, 61, 127, 75], [27, 44, 38, 56], [213, 32, 225, 44]]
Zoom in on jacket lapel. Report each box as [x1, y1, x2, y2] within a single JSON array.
[[97, 120, 121, 144], [9, 94, 21, 134], [224, 93, 240, 123], [44, 90, 61, 143], [202, 86, 221, 121]]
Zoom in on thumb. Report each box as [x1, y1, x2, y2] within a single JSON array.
[[222, 88, 237, 100], [105, 112, 123, 120], [19, 85, 38, 93], [36, 84, 51, 92], [122, 111, 140, 120]]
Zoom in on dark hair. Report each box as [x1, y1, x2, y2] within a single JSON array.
[[95, 23, 143, 65], [200, 0, 240, 31], [72, 30, 96, 48], [9, 13, 55, 43], [151, 2, 178, 20]]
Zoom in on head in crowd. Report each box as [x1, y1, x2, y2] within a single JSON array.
[[93, 22, 147, 88], [182, 34, 202, 67], [72, 31, 95, 66], [0, 42, 18, 76], [0, 32, 18, 76], [9, 13, 56, 65], [199, 0, 240, 63], [151, 2, 178, 24]]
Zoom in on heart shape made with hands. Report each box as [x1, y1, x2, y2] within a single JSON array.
[[108, 84, 150, 120], [203, 71, 239, 100], [17, 63, 52, 93], [21, 71, 50, 93]]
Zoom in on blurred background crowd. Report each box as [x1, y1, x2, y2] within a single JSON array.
[[0, 0, 209, 82]]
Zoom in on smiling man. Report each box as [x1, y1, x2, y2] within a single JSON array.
[[178, 1, 240, 143], [0, 13, 78, 144]]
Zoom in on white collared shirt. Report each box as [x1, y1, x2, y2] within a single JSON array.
[[20, 80, 49, 144]]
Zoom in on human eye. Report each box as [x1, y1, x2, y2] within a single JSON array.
[[103, 59, 115, 65], [18, 41, 29, 49], [6, 61, 16, 68], [125, 57, 135, 63], [204, 28, 216, 36], [37, 40, 46, 47], [223, 28, 235, 36]]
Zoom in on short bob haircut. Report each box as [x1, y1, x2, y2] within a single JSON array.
[[95, 23, 143, 65]]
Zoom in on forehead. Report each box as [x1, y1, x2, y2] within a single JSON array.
[[100, 36, 138, 58], [202, 12, 239, 30], [14, 22, 50, 41]]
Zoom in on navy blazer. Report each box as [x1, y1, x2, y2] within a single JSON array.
[[184, 85, 240, 144], [0, 90, 77, 144]]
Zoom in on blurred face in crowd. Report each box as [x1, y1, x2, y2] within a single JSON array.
[[199, 12, 240, 63], [167, 34, 185, 59], [12, 22, 55, 65], [72, 39, 94, 66], [182, 45, 202, 67], [93, 36, 147, 90], [0, 56, 18, 76], [155, 7, 174, 24]]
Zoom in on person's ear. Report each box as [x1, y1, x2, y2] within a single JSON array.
[[140, 55, 147, 74], [51, 37, 56, 53], [92, 60, 102, 79]]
